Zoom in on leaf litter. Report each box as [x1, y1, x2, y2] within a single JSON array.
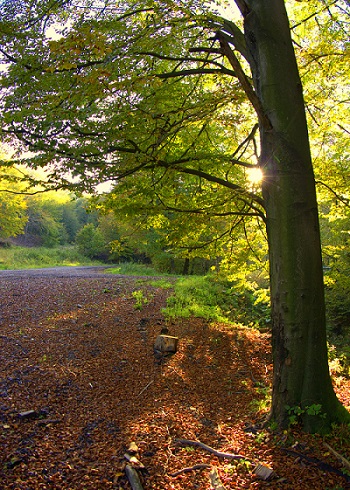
[[0, 272, 349, 489]]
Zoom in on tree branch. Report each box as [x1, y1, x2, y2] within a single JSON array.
[[216, 32, 271, 131], [338, 123, 350, 136], [169, 163, 265, 208], [157, 67, 236, 79], [0, 48, 32, 69], [231, 123, 259, 162], [154, 193, 264, 220], [170, 464, 211, 477], [138, 50, 222, 64], [206, 17, 249, 61], [189, 47, 223, 55], [315, 180, 350, 207], [0, 184, 68, 195], [291, 1, 338, 30]]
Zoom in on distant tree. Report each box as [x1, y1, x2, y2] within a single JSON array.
[[74, 198, 100, 228], [61, 203, 81, 243], [23, 196, 65, 247], [75, 223, 106, 259]]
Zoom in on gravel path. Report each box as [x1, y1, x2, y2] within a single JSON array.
[[0, 266, 116, 278]]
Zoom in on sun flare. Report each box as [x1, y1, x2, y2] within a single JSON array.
[[247, 167, 263, 185]]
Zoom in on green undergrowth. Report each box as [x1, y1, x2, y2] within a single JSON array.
[[147, 279, 174, 289], [108, 265, 271, 328], [0, 245, 102, 269], [164, 275, 230, 323], [163, 274, 271, 328]]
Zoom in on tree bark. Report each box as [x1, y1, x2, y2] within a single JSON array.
[[236, 0, 350, 431]]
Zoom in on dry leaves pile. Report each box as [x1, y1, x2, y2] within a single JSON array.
[[0, 268, 349, 489]]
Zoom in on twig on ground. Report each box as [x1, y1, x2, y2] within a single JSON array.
[[169, 464, 211, 477], [282, 448, 350, 483], [125, 464, 144, 490], [136, 379, 154, 398], [249, 370, 258, 384], [323, 442, 350, 472]]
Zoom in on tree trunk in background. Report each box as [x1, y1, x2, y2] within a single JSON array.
[[240, 0, 350, 431], [183, 257, 190, 275]]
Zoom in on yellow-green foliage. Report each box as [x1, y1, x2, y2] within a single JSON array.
[[0, 165, 28, 238], [164, 274, 270, 327]]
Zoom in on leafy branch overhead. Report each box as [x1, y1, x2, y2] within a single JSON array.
[[0, 1, 265, 221]]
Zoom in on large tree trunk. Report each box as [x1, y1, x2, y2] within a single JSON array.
[[240, 0, 350, 431]]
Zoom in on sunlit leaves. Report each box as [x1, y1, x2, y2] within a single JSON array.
[[0, 155, 28, 238], [283, 1, 350, 286], [0, 0, 255, 190], [286, 0, 350, 190]]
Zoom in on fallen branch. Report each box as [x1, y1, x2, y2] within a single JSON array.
[[124, 453, 145, 469], [282, 448, 350, 483], [323, 442, 350, 472], [175, 438, 254, 463], [125, 464, 144, 490], [175, 438, 274, 481], [170, 464, 211, 477]]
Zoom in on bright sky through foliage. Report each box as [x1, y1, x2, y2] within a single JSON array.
[[247, 167, 263, 185]]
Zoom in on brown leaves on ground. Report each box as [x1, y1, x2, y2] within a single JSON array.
[[0, 271, 349, 489]]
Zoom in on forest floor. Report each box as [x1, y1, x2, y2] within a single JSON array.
[[0, 268, 349, 490]]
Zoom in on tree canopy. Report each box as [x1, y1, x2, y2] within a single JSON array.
[[0, 1, 348, 252]]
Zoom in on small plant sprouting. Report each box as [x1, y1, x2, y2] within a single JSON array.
[[183, 446, 196, 453], [132, 289, 150, 310]]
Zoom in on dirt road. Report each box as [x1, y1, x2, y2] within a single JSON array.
[[0, 265, 115, 278]]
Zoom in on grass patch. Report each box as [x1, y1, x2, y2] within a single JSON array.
[[147, 279, 174, 289], [107, 262, 168, 277], [0, 245, 103, 270], [163, 274, 270, 327]]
